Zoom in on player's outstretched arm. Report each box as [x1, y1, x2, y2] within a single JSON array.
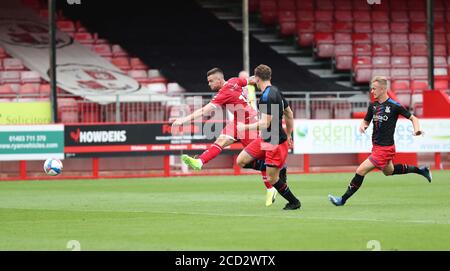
[[171, 103, 215, 127], [359, 120, 370, 134], [409, 115, 424, 136]]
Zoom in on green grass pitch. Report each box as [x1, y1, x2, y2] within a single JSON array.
[[0, 171, 449, 251]]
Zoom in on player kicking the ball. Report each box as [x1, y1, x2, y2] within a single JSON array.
[[171, 67, 285, 207], [328, 76, 432, 206]]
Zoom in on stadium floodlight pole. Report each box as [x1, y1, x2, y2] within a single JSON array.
[[427, 0, 434, 90], [48, 0, 58, 123], [243, 0, 250, 73]]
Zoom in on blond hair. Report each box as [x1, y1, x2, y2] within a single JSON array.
[[371, 76, 388, 89]]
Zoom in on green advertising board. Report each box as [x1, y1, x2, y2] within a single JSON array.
[[0, 101, 52, 125], [0, 125, 64, 160]]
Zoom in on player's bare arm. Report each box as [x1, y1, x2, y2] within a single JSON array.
[[237, 112, 272, 132], [283, 106, 294, 147], [171, 102, 215, 127], [359, 120, 370, 134], [409, 115, 424, 136]]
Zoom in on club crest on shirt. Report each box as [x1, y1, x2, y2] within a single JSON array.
[[385, 106, 391, 113]]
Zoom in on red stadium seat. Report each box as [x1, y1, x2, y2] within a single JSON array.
[[390, 22, 409, 33], [334, 44, 352, 56], [354, 67, 372, 83], [248, 0, 259, 12], [333, 22, 352, 33], [315, 10, 333, 21], [75, 21, 88, 33], [279, 11, 296, 36], [278, 0, 295, 11], [391, 56, 410, 68], [372, 68, 390, 79], [0, 71, 21, 83], [434, 33, 447, 44], [39, 84, 50, 97], [130, 58, 149, 70], [314, 32, 334, 58], [409, 33, 426, 43], [73, 32, 94, 44], [409, 11, 426, 22], [408, 0, 426, 11], [20, 71, 41, 84], [353, 44, 371, 56], [352, 0, 370, 11], [391, 11, 409, 22], [19, 83, 39, 95], [316, 0, 334, 10], [111, 44, 128, 57], [434, 44, 447, 56], [372, 33, 390, 43], [410, 68, 428, 80], [260, 10, 278, 25], [0, 84, 16, 95], [372, 44, 391, 56], [3, 58, 24, 70], [434, 56, 448, 68], [92, 44, 112, 57], [411, 80, 428, 90], [296, 10, 314, 22], [434, 67, 449, 80], [353, 56, 372, 83], [410, 44, 428, 56], [435, 80, 449, 90], [390, 33, 409, 43], [392, 43, 410, 56], [411, 56, 428, 68], [411, 22, 426, 33], [354, 22, 371, 33], [353, 11, 371, 22], [371, 11, 389, 22], [334, 33, 352, 44], [434, 22, 446, 33], [390, 0, 409, 11], [334, 10, 353, 22], [128, 70, 149, 83], [334, 0, 352, 10], [352, 33, 371, 44], [434, 11, 445, 22], [372, 22, 390, 33], [372, 56, 390, 68], [315, 21, 333, 32], [56, 20, 75, 33], [296, 21, 314, 47], [295, 0, 313, 10], [391, 71, 410, 84], [111, 57, 131, 72]]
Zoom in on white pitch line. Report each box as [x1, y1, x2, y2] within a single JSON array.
[[3, 207, 449, 225]]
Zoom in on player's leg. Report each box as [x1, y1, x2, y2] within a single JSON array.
[[181, 136, 234, 170], [265, 142, 300, 210], [384, 161, 432, 182], [329, 158, 376, 206]]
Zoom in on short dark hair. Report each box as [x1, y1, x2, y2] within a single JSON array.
[[254, 64, 271, 81], [207, 67, 223, 77]]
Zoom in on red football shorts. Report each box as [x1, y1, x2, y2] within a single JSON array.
[[368, 144, 396, 169], [220, 122, 259, 147], [244, 138, 289, 169]]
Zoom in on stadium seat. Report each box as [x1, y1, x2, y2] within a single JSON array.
[[316, 0, 334, 10], [352, 0, 370, 10], [353, 44, 371, 56], [391, 68, 410, 81], [167, 82, 185, 94], [435, 33, 447, 44], [19, 83, 39, 95], [128, 70, 149, 83], [146, 82, 167, 93], [435, 79, 449, 90], [371, 11, 389, 22], [58, 98, 79, 123], [75, 21, 88, 32], [3, 58, 24, 70], [372, 22, 390, 33], [352, 33, 371, 44], [434, 56, 448, 68], [296, 10, 314, 22], [391, 56, 410, 68], [296, 21, 314, 47], [411, 56, 428, 68], [372, 33, 390, 43], [411, 68, 428, 80], [391, 79, 411, 90], [279, 11, 297, 36], [315, 10, 333, 21], [56, 20, 75, 33], [111, 44, 128, 57], [39, 84, 50, 97], [409, 11, 426, 22], [372, 68, 390, 79], [92, 44, 112, 57], [260, 0, 278, 25], [411, 22, 427, 33], [373, 56, 390, 68], [315, 21, 333, 32], [390, 22, 409, 33], [334, 32, 352, 44], [278, 0, 295, 11], [354, 22, 371, 33], [391, 11, 409, 22], [0, 84, 16, 95], [130, 58, 149, 70], [353, 11, 371, 22], [0, 71, 21, 83], [434, 44, 447, 56], [334, 10, 353, 22], [410, 44, 428, 56], [411, 79, 428, 90], [73, 32, 94, 44], [248, 0, 259, 12], [295, 0, 313, 10], [111, 57, 131, 71], [372, 44, 391, 56], [408, 0, 426, 11], [409, 33, 426, 43], [314, 32, 334, 58], [20, 71, 41, 84], [334, 0, 352, 10], [333, 22, 352, 33], [390, 33, 409, 43], [334, 44, 353, 70], [392, 43, 410, 56]]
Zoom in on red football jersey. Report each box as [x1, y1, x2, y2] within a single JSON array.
[[210, 77, 257, 123]]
